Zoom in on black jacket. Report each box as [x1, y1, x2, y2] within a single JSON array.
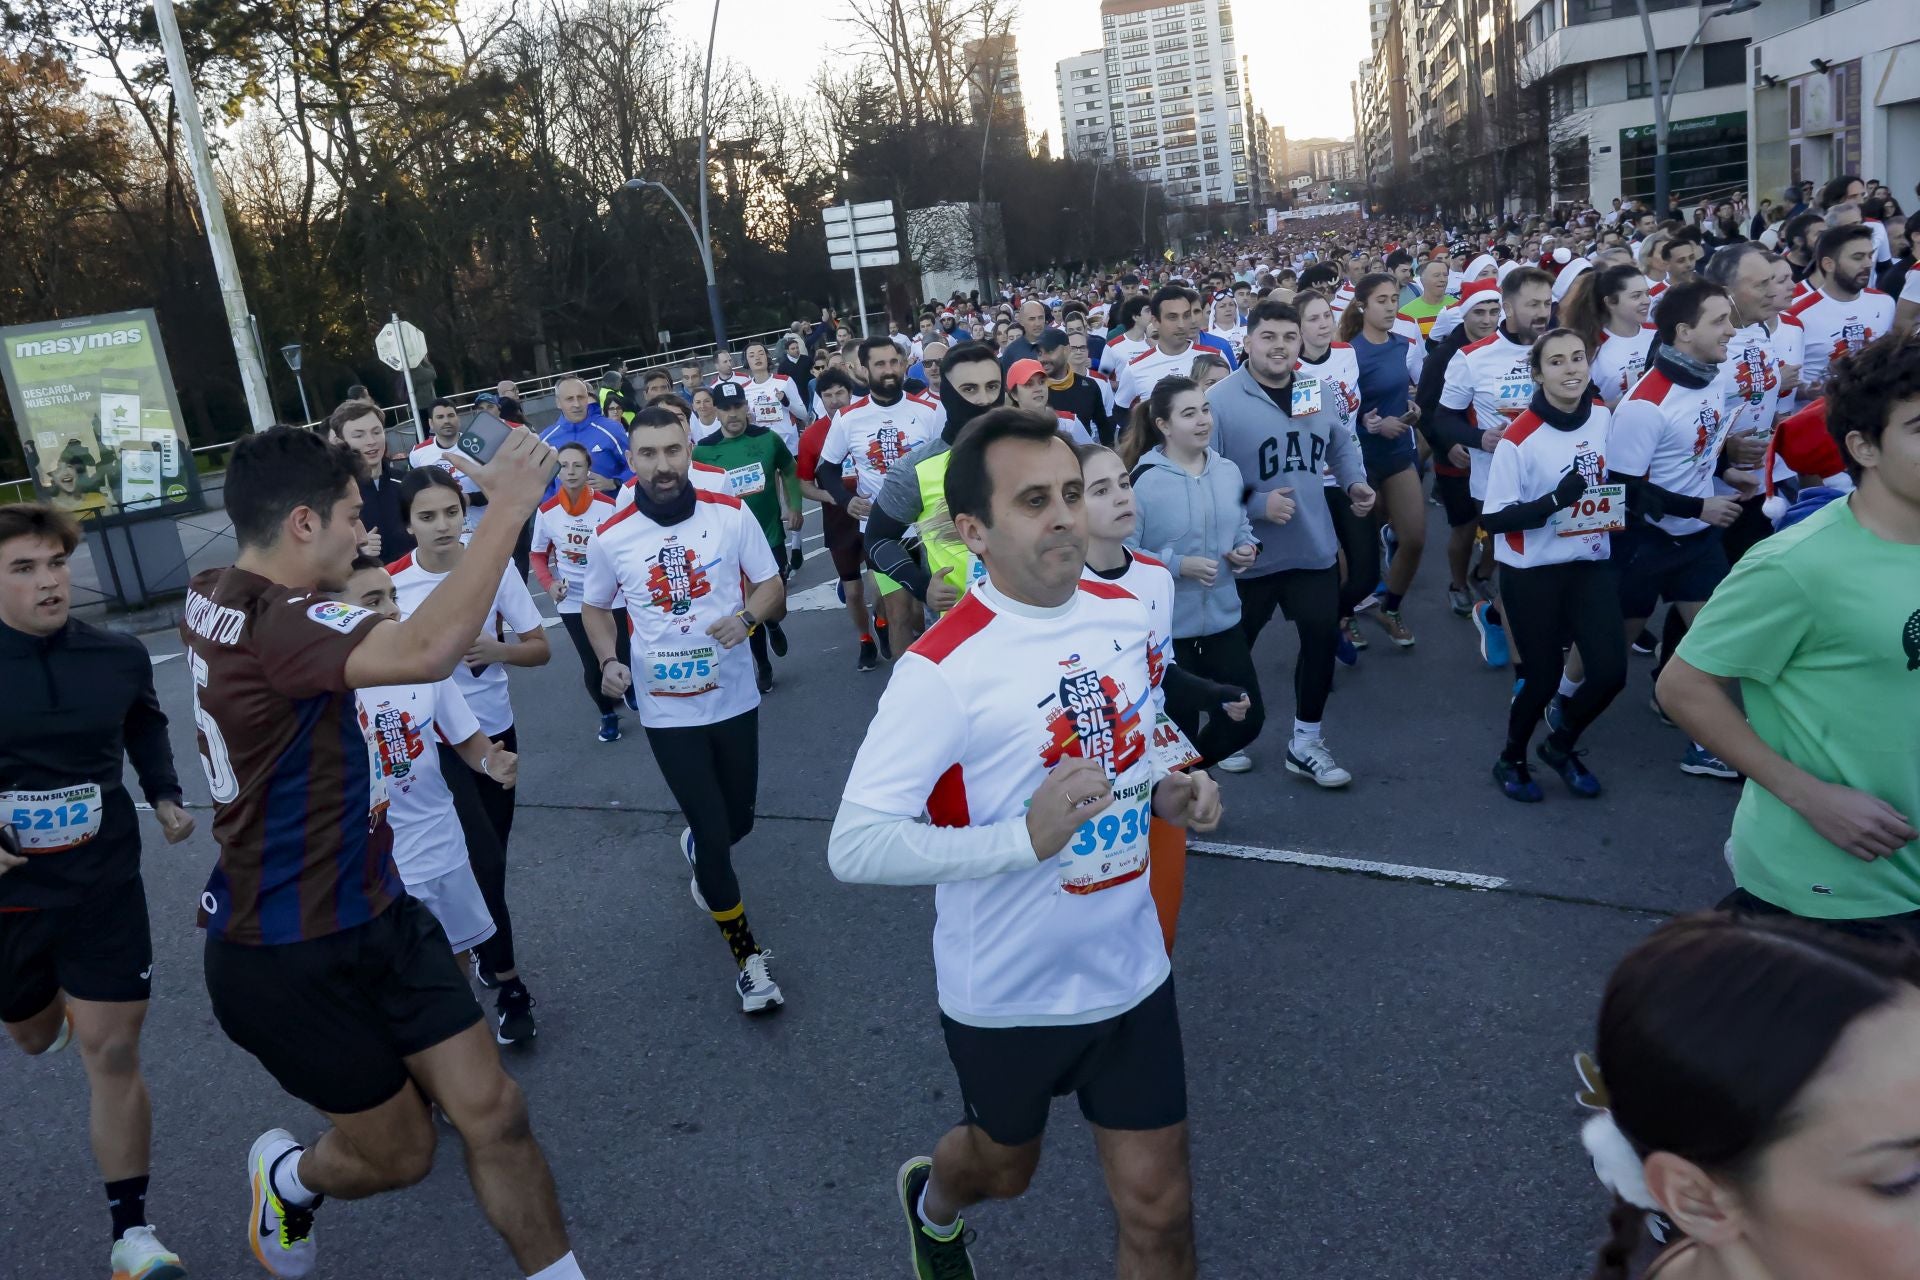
[[359, 461, 416, 560], [0, 617, 182, 908]]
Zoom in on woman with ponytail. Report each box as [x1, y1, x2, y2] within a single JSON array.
[[1579, 912, 1920, 1279], [1582, 265, 1656, 408]]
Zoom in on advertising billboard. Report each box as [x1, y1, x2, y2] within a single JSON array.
[[0, 308, 204, 524]]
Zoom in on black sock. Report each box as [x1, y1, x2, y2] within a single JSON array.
[[106, 1174, 148, 1241], [497, 976, 528, 999], [1384, 591, 1404, 612]]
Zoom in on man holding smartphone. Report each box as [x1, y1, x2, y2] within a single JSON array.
[[1, 501, 197, 1280]]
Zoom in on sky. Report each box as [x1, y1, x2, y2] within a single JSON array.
[[662, 0, 1372, 148]]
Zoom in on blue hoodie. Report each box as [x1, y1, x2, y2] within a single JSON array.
[[1126, 446, 1255, 638]]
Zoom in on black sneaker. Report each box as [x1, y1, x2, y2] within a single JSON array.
[[469, 952, 500, 990], [857, 637, 879, 672], [494, 985, 536, 1045], [788, 546, 804, 574], [898, 1157, 975, 1280], [1631, 628, 1657, 656], [1537, 739, 1602, 797], [755, 658, 774, 694], [767, 620, 788, 658], [873, 619, 892, 661]]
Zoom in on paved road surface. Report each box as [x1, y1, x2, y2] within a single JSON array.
[[2, 504, 1740, 1279]]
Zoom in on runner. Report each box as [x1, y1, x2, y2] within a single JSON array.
[[1569, 265, 1656, 408], [335, 554, 510, 957], [1037, 326, 1114, 445], [407, 398, 487, 531], [814, 337, 945, 649], [1291, 289, 1376, 658], [530, 443, 629, 742], [1415, 281, 1505, 617], [579, 408, 788, 1013], [1398, 256, 1456, 344], [828, 409, 1222, 1280], [1338, 272, 1427, 646], [1114, 286, 1206, 410], [695, 380, 801, 692], [734, 341, 812, 572], [1478, 329, 1626, 801], [536, 378, 630, 501], [795, 369, 880, 670], [863, 342, 1007, 621], [180, 425, 588, 1280], [1576, 914, 1920, 1280], [1604, 279, 1746, 780], [2, 502, 195, 1280], [1779, 224, 1897, 397], [1119, 379, 1261, 771], [390, 468, 552, 1042], [1097, 296, 1153, 378], [1207, 300, 1377, 786], [1007, 358, 1094, 443]]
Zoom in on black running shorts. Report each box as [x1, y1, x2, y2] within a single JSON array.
[[1614, 525, 1729, 620], [203, 896, 480, 1115], [1433, 471, 1481, 528], [940, 976, 1187, 1148], [823, 505, 865, 582], [0, 873, 153, 1023]]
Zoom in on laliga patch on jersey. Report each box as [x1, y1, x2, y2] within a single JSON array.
[[305, 600, 374, 633]]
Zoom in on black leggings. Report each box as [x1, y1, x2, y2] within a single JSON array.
[[1327, 487, 1381, 618], [1236, 566, 1340, 724], [1170, 629, 1265, 767], [559, 609, 631, 714], [644, 710, 759, 913], [1497, 561, 1627, 761], [438, 725, 518, 975]]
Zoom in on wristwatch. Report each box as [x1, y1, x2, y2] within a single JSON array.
[[736, 608, 759, 633]]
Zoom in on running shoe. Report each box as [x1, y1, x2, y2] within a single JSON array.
[[857, 637, 879, 672], [469, 952, 500, 991], [754, 657, 774, 694], [494, 985, 536, 1045], [1334, 626, 1358, 667], [1492, 758, 1543, 802], [836, 580, 846, 604], [1471, 601, 1509, 669], [1537, 740, 1602, 797], [788, 546, 804, 574], [767, 620, 788, 658], [1345, 616, 1369, 650], [1379, 525, 1398, 577], [898, 1157, 976, 1280], [1470, 576, 1496, 603], [1216, 751, 1253, 774], [1680, 744, 1738, 779], [1351, 591, 1382, 614], [737, 950, 784, 1013], [1543, 694, 1568, 737], [1447, 586, 1473, 617], [247, 1130, 318, 1278], [874, 618, 893, 661], [1630, 628, 1657, 656], [597, 712, 621, 743], [1649, 690, 1675, 727], [1285, 739, 1352, 788], [679, 827, 709, 911], [1376, 609, 1416, 647], [623, 683, 639, 712], [110, 1225, 186, 1280], [38, 1007, 72, 1055]]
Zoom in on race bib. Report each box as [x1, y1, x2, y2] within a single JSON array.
[[1551, 483, 1627, 537], [1058, 777, 1152, 895], [646, 644, 719, 697], [725, 462, 766, 497], [3, 783, 104, 853], [1291, 377, 1322, 416], [1150, 711, 1202, 773], [1496, 373, 1533, 418]]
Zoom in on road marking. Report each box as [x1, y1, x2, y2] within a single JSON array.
[[150, 653, 180, 666], [1187, 839, 1508, 890], [786, 580, 847, 613]]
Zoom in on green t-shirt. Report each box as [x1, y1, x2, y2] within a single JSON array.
[[1398, 295, 1455, 343], [1676, 496, 1920, 918], [693, 426, 798, 556]]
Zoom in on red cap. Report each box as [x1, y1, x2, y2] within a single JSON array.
[[1007, 358, 1047, 386], [1762, 398, 1848, 516]]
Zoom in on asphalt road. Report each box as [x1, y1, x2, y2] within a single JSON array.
[[1, 502, 1742, 1280]]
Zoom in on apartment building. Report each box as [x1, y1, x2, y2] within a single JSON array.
[[965, 32, 1029, 145], [1057, 49, 1112, 160]]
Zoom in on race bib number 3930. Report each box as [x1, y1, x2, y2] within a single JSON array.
[[1058, 778, 1152, 895]]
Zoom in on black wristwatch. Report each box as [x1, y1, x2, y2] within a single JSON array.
[[736, 608, 759, 632]]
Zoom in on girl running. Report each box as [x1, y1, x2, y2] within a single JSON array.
[[1337, 272, 1427, 646]]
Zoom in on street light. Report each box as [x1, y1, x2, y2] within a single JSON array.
[[1633, 0, 1761, 219], [626, 177, 726, 352], [278, 341, 312, 423]]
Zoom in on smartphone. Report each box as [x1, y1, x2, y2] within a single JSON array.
[[456, 413, 517, 466]]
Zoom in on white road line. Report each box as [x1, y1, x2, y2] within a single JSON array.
[[1187, 839, 1508, 891], [785, 580, 848, 613], [150, 653, 180, 666]]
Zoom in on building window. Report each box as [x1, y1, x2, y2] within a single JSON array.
[[1625, 50, 1676, 100], [1701, 40, 1746, 89]]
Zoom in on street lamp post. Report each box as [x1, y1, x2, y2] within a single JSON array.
[[278, 342, 312, 423], [1633, 0, 1760, 220], [627, 177, 726, 352]]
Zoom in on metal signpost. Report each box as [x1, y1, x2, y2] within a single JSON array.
[[823, 201, 900, 338], [376, 314, 431, 441]]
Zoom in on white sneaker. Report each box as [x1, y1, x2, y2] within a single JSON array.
[[37, 1008, 72, 1056], [247, 1128, 318, 1277], [679, 827, 708, 911], [737, 950, 784, 1014], [110, 1224, 186, 1280], [1215, 751, 1253, 773], [1285, 738, 1353, 788]]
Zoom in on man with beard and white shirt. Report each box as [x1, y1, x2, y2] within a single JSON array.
[[1780, 224, 1897, 398]]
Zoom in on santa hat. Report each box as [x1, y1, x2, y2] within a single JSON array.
[[1762, 398, 1852, 521]]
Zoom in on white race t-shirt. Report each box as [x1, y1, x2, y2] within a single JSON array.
[[735, 373, 810, 453], [580, 490, 779, 729], [356, 677, 479, 883], [387, 554, 544, 736], [818, 392, 943, 530], [1780, 286, 1897, 391], [1590, 325, 1657, 409], [1114, 343, 1206, 410], [408, 438, 484, 531], [1484, 404, 1616, 569], [839, 578, 1169, 1027], [1439, 329, 1535, 499], [530, 489, 616, 615], [1611, 364, 1737, 537]]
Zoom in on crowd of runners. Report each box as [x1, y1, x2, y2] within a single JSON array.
[[3, 169, 1918, 1280]]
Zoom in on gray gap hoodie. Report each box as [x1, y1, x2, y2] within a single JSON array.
[[1126, 446, 1256, 638]]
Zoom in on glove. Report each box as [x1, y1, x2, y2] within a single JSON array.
[[1552, 468, 1588, 508]]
